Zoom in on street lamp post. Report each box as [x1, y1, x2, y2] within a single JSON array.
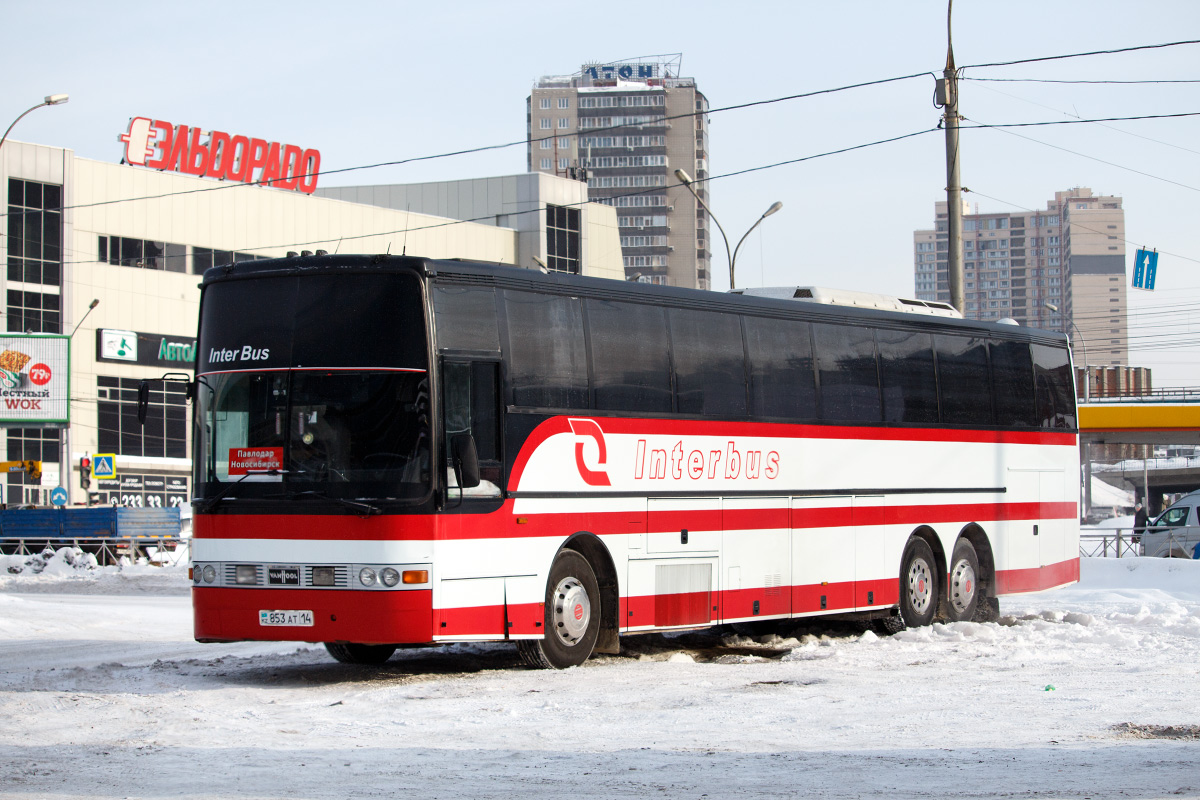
[[0, 94, 69, 152], [62, 299, 99, 506], [1044, 301, 1088, 401], [674, 169, 781, 291], [1046, 301, 1091, 522]]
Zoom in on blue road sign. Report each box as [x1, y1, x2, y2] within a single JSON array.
[[1133, 249, 1159, 290], [50, 486, 68, 506], [93, 454, 116, 480]]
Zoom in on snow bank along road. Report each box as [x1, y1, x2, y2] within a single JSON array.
[[1, 557, 1199, 799]]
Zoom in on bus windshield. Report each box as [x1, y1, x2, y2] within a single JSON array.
[[196, 369, 430, 499]]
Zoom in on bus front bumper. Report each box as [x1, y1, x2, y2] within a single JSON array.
[[193, 587, 434, 644]]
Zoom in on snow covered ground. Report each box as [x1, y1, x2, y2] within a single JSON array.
[[2, 552, 1199, 799]]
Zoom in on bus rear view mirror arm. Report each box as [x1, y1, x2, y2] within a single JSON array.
[[136, 372, 197, 426]]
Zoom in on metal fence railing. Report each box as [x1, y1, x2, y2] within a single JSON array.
[[1079, 528, 1141, 558], [0, 536, 190, 567]]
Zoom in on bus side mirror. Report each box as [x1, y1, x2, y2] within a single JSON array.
[[451, 434, 480, 489], [136, 380, 150, 424]]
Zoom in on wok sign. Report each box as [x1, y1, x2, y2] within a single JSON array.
[[0, 335, 68, 426]]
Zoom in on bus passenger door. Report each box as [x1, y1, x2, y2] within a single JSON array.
[[722, 497, 789, 622], [791, 496, 853, 615]]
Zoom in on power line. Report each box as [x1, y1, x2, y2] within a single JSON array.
[[963, 77, 1200, 85], [34, 125, 941, 265], [0, 71, 937, 222], [963, 124, 1200, 200], [962, 39, 1200, 72], [966, 81, 1200, 158], [8, 38, 1199, 222]]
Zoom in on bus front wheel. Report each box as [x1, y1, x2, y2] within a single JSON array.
[[518, 550, 600, 669], [899, 537, 938, 628], [324, 642, 397, 665]]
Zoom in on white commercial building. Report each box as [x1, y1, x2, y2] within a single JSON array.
[[1, 133, 621, 508]]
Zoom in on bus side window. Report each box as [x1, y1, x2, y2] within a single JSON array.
[[443, 361, 502, 490]]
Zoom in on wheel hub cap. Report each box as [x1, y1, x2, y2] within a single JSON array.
[[907, 557, 933, 615], [552, 577, 591, 646], [949, 558, 977, 616]]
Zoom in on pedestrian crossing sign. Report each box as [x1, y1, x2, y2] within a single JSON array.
[[92, 454, 117, 480]]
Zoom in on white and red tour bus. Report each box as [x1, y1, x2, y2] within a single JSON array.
[[187, 254, 1079, 668]]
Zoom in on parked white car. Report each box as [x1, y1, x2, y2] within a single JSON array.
[[1139, 491, 1200, 558]]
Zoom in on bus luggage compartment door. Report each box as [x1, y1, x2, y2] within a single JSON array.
[[646, 497, 720, 554]]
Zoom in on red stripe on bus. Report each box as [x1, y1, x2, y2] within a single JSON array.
[[195, 500, 1078, 541], [994, 557, 1080, 594]]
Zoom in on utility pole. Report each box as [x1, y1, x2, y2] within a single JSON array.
[[940, 0, 965, 315]]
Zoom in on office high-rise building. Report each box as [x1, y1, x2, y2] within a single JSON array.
[[528, 56, 711, 289], [914, 187, 1128, 366]]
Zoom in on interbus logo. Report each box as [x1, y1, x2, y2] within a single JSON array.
[[119, 116, 321, 194], [634, 440, 780, 481], [568, 418, 612, 486]]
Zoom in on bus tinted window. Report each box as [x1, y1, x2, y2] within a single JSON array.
[[294, 273, 426, 369], [504, 291, 588, 409], [668, 308, 747, 416], [434, 286, 500, 351], [877, 329, 938, 424], [1033, 343, 1077, 429], [813, 323, 881, 423], [935, 334, 992, 425], [586, 299, 671, 413], [991, 340, 1035, 428], [744, 316, 818, 420]]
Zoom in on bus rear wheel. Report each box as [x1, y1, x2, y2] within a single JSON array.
[[324, 642, 397, 665], [518, 549, 600, 669], [945, 538, 980, 622], [899, 537, 938, 628]]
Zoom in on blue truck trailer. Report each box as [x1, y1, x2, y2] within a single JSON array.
[[0, 507, 182, 563]]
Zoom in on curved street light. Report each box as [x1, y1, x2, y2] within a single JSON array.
[[674, 169, 781, 290], [0, 94, 69, 153], [1045, 301, 1089, 401]]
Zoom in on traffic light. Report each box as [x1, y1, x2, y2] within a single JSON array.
[[80, 456, 91, 490]]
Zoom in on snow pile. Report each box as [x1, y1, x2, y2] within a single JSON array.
[[1, 545, 96, 576], [0, 546, 190, 594]]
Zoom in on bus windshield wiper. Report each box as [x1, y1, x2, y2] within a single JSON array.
[[199, 469, 285, 512], [287, 489, 381, 516]]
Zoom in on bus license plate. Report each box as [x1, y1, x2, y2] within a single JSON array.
[[259, 610, 314, 627]]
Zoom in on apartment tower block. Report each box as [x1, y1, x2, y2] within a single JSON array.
[[528, 56, 711, 289], [914, 187, 1128, 366]]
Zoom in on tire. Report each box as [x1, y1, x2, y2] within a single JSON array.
[[898, 537, 938, 629], [945, 538, 980, 622], [324, 642, 397, 665], [517, 549, 601, 669]]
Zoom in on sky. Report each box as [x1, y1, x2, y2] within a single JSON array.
[[3, 1, 1200, 383]]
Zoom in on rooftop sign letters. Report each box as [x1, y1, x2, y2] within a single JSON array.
[[583, 63, 661, 81], [119, 117, 321, 194]]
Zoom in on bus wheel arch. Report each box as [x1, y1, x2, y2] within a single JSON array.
[[517, 534, 613, 669], [561, 532, 620, 655]]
